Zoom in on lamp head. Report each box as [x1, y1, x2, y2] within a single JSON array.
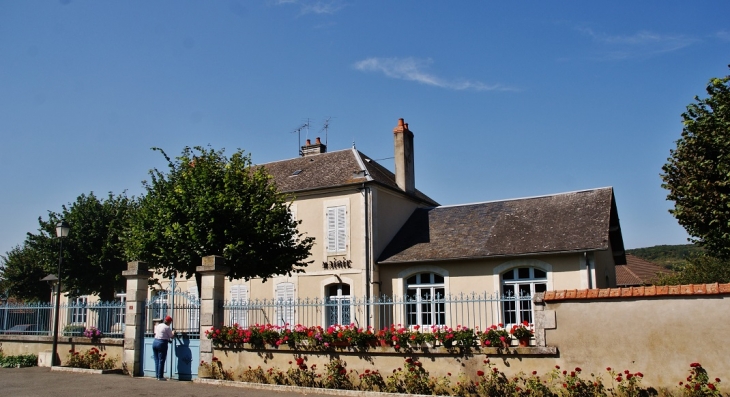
[[56, 221, 70, 239]]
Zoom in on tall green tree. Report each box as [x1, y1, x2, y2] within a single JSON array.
[[0, 243, 53, 301], [24, 192, 137, 301], [126, 146, 314, 288], [661, 67, 730, 258], [655, 254, 730, 285]]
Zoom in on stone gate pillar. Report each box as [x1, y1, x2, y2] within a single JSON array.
[[122, 261, 152, 376], [197, 255, 229, 364]]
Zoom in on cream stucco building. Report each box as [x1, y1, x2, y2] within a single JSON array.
[[217, 118, 626, 329]]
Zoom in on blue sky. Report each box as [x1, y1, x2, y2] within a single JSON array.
[[1, 1, 729, 258]]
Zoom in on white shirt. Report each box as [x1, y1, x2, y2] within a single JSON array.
[[154, 322, 174, 340]]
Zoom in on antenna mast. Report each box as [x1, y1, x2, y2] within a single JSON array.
[[290, 118, 311, 156], [321, 117, 332, 147]]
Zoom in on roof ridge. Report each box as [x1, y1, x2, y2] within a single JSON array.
[[432, 187, 614, 209], [254, 148, 352, 167]]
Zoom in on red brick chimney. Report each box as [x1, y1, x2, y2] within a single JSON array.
[[301, 136, 327, 157], [393, 118, 415, 194]]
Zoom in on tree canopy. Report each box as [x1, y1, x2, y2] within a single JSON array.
[[661, 67, 730, 259], [19, 192, 137, 301], [0, 243, 53, 301], [126, 146, 314, 283]]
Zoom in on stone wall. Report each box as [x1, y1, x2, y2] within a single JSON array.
[[0, 335, 123, 367], [540, 283, 730, 388]]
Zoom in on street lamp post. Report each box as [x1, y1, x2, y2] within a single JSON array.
[[51, 220, 70, 367]]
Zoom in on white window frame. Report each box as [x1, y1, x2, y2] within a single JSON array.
[[404, 273, 446, 328], [325, 283, 351, 327], [70, 296, 88, 324], [501, 267, 547, 326], [326, 205, 347, 253]]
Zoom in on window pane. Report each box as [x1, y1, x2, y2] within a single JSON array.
[[433, 274, 444, 283], [407, 275, 417, 284], [534, 269, 546, 278], [535, 283, 547, 293], [518, 268, 530, 279], [341, 284, 350, 295], [502, 270, 515, 280]]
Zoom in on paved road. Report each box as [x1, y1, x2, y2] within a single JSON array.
[[0, 367, 330, 397]]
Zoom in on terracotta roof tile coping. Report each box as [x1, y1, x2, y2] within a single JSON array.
[[543, 283, 730, 301]]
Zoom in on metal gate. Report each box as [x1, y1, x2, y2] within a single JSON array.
[[142, 277, 200, 380]]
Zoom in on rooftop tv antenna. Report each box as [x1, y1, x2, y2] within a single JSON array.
[[321, 117, 334, 147], [290, 118, 310, 156]]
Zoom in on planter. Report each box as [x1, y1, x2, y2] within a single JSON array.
[[331, 341, 350, 348], [518, 338, 530, 347]]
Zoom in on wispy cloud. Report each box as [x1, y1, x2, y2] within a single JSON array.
[[274, 0, 345, 15], [576, 27, 696, 60], [715, 30, 730, 41], [353, 57, 516, 92]]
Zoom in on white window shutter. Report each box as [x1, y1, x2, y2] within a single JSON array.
[[327, 207, 337, 252], [336, 206, 346, 251], [275, 283, 295, 327]]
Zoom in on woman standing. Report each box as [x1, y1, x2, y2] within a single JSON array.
[[152, 316, 175, 380]]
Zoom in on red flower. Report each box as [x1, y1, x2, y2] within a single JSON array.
[[532, 371, 537, 375], [555, 365, 560, 369], [709, 384, 716, 391], [715, 378, 721, 383], [606, 367, 611, 371], [575, 367, 582, 372], [477, 370, 485, 376], [690, 363, 701, 368]]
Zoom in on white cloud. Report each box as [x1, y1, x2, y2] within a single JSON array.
[[715, 30, 730, 41], [353, 57, 515, 92], [274, 0, 345, 15], [576, 27, 696, 60]]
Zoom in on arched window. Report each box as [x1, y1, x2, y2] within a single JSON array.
[[501, 267, 547, 325], [405, 273, 445, 327], [325, 283, 351, 327]]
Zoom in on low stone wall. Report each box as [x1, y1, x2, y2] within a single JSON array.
[[213, 345, 557, 381], [0, 335, 124, 367], [542, 283, 730, 388]]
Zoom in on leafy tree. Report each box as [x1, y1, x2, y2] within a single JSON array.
[[126, 146, 314, 288], [625, 244, 704, 270], [0, 243, 53, 302], [655, 254, 730, 285], [661, 67, 730, 258], [24, 192, 137, 301]]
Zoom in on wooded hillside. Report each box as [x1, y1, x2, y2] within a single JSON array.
[[626, 244, 703, 270]]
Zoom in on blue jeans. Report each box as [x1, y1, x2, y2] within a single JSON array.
[[152, 338, 169, 379]]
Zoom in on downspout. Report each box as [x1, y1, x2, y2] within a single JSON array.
[[362, 183, 372, 328], [584, 252, 593, 289]]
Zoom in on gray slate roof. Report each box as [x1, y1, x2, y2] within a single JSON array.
[[257, 148, 438, 205], [378, 187, 625, 264]]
